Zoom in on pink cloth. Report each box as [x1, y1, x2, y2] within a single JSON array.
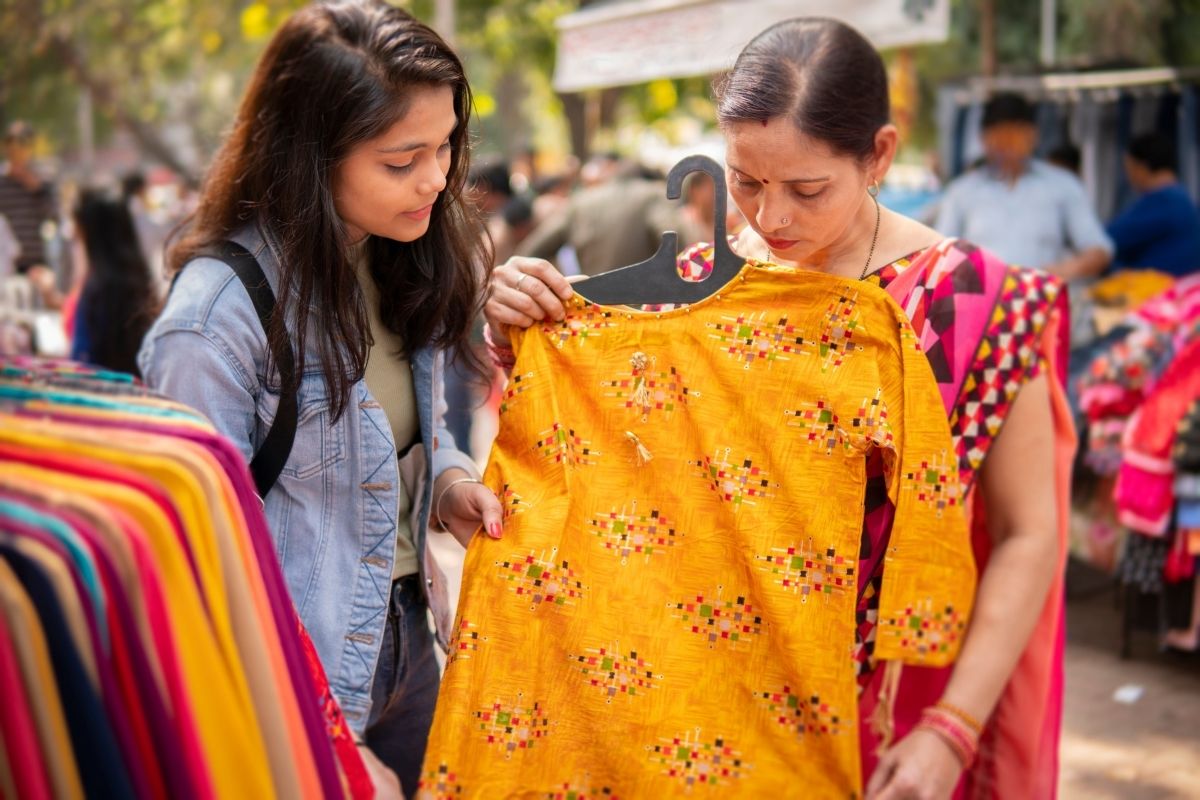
[[857, 242, 1073, 800]]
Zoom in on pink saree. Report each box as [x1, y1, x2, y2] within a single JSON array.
[[855, 238, 1075, 798]]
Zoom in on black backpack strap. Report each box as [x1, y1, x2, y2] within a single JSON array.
[[184, 240, 297, 498]]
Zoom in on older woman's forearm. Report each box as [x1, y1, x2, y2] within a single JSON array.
[[937, 525, 1060, 722]]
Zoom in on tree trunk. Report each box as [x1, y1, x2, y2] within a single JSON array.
[[49, 34, 201, 187], [980, 0, 997, 77], [558, 91, 589, 159]]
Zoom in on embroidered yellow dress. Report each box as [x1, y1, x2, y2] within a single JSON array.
[[421, 262, 976, 799]]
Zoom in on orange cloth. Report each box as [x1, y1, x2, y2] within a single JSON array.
[[422, 263, 975, 797]]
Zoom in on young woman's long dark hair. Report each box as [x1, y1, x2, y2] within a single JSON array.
[[170, 0, 488, 419], [76, 189, 157, 375]]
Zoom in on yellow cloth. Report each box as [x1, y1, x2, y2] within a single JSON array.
[[1089, 269, 1174, 307], [0, 558, 85, 800], [422, 263, 975, 798], [354, 246, 419, 579]]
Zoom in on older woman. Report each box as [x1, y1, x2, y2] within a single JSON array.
[[485, 18, 1071, 800]]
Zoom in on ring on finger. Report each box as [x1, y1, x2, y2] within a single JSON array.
[[514, 273, 530, 293]]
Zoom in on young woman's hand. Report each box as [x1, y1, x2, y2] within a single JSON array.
[[434, 468, 503, 549], [357, 745, 405, 800], [484, 256, 576, 346], [865, 728, 963, 800]]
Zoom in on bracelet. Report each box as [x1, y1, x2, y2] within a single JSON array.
[[933, 700, 984, 736], [483, 325, 517, 371], [435, 477, 483, 529], [917, 709, 979, 769]]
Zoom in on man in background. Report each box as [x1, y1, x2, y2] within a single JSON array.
[[0, 121, 55, 276], [936, 93, 1113, 280]]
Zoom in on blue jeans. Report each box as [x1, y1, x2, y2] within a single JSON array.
[[365, 575, 441, 798]]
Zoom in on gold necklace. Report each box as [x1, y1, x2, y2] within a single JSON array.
[[859, 192, 881, 280]]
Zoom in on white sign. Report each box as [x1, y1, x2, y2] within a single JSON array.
[[554, 0, 949, 92]]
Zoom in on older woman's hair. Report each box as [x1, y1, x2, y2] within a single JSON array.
[[716, 18, 889, 163]]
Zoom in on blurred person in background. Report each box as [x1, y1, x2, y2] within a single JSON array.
[[529, 170, 574, 226], [1047, 142, 1081, 176], [0, 120, 61, 308], [0, 121, 54, 275], [516, 157, 711, 276], [936, 93, 1112, 281], [1107, 132, 1200, 277], [122, 170, 175, 294], [69, 188, 158, 375]]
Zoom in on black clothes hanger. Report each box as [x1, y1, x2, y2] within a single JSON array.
[[573, 154, 743, 306]]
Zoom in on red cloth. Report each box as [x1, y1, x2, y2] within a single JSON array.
[[0, 603, 54, 800], [1116, 337, 1200, 536]]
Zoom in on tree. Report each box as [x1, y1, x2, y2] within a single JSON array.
[[0, 0, 307, 183]]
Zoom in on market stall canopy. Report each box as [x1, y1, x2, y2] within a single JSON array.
[[553, 0, 950, 92]]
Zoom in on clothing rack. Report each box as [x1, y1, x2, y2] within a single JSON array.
[[0, 356, 372, 800], [1074, 274, 1200, 658]]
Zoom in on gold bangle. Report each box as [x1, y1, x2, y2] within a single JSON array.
[[933, 700, 984, 736], [435, 477, 483, 529]]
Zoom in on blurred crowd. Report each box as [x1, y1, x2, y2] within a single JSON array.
[[1, 99, 1198, 444]]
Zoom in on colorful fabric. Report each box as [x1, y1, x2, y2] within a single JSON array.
[[1090, 270, 1175, 308], [1116, 337, 1200, 536], [1078, 274, 1200, 476], [425, 262, 974, 797], [663, 237, 1072, 799], [0, 358, 370, 800]]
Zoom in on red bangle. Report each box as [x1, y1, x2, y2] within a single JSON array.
[[933, 700, 984, 736], [483, 325, 516, 371], [917, 709, 978, 768]]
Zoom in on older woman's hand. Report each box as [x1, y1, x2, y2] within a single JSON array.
[[485, 256, 576, 346], [865, 728, 963, 800]]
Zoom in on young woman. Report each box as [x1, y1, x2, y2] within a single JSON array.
[[485, 19, 1071, 800], [138, 1, 501, 796]]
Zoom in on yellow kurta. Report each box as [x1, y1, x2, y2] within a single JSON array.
[[423, 263, 975, 799]]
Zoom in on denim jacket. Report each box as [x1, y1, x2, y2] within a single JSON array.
[[137, 221, 477, 731]]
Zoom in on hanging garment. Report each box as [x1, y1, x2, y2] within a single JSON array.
[[1115, 337, 1200, 536], [423, 261, 974, 797], [667, 237, 1072, 800], [1078, 273, 1200, 476]]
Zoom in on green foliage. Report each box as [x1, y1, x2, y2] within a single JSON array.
[[1, 0, 307, 168]]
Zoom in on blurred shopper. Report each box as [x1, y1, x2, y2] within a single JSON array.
[[936, 93, 1112, 280], [0, 121, 55, 275], [70, 189, 158, 375], [490, 19, 1069, 800], [138, 2, 500, 796], [1047, 142, 1082, 176], [516, 159, 709, 276], [1107, 132, 1200, 277], [122, 170, 175, 294]]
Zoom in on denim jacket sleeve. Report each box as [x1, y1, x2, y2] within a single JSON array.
[[137, 257, 265, 465]]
